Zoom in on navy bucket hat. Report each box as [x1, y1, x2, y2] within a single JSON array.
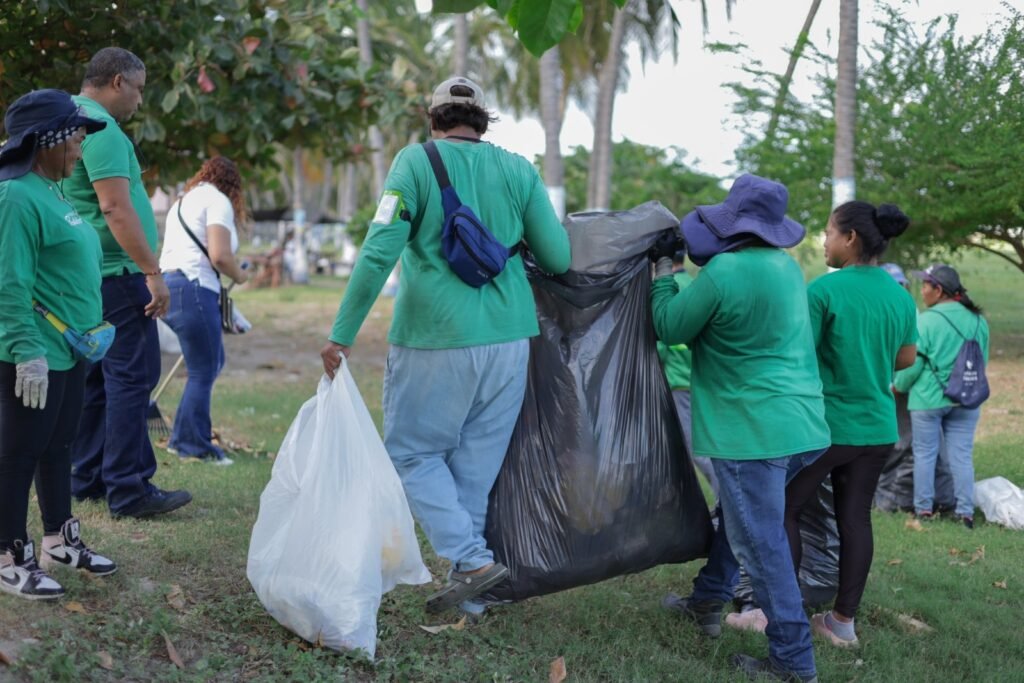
[[681, 173, 806, 262], [0, 89, 107, 181]]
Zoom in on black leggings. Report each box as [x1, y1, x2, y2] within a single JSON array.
[[0, 360, 86, 552], [785, 443, 890, 619]]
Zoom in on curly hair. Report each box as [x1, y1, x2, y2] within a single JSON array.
[[183, 156, 248, 225]]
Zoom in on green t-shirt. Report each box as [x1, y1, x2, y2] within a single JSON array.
[[657, 270, 694, 390], [650, 248, 830, 459], [807, 266, 918, 445], [65, 95, 158, 278], [893, 301, 990, 410], [0, 174, 104, 371], [329, 140, 571, 348]]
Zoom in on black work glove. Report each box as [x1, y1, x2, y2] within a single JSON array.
[[648, 229, 686, 262]]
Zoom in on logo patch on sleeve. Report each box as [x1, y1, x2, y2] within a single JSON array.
[[372, 191, 402, 224]]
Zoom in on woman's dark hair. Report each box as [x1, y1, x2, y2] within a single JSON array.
[[954, 291, 984, 316], [831, 200, 910, 262], [429, 85, 497, 135], [184, 156, 247, 225]]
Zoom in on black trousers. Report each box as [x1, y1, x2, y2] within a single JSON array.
[[784, 443, 890, 619], [0, 360, 86, 552]]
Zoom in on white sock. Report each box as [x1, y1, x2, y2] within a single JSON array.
[[0, 551, 12, 568], [826, 611, 857, 641]]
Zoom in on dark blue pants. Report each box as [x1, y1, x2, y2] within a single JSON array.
[[71, 273, 160, 513], [162, 272, 225, 459]]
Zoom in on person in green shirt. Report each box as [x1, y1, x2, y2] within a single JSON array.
[[894, 264, 990, 527], [64, 48, 192, 520], [784, 201, 918, 648], [319, 77, 570, 616], [655, 251, 719, 504], [654, 174, 828, 683], [0, 89, 118, 601]]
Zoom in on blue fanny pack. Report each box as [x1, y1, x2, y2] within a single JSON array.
[[421, 140, 519, 288], [33, 301, 115, 363]]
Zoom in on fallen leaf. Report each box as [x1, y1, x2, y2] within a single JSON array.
[[64, 601, 88, 614], [161, 631, 185, 669], [129, 532, 149, 543], [96, 650, 115, 670], [418, 616, 468, 635], [993, 579, 1008, 589], [549, 656, 567, 683], [897, 613, 934, 633], [887, 558, 903, 566], [0, 644, 14, 666], [904, 518, 925, 532], [166, 585, 187, 611], [949, 547, 963, 556], [970, 546, 986, 564]]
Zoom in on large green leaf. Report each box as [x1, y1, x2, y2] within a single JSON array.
[[432, 0, 486, 12], [515, 0, 581, 56]]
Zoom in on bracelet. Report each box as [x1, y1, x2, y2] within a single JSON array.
[[142, 270, 162, 277]]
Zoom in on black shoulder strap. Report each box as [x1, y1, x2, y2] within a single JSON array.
[[422, 141, 452, 191], [177, 198, 220, 279]]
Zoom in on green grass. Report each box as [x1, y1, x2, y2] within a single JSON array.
[[2, 253, 1023, 682]]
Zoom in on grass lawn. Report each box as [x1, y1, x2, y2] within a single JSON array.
[[1, 252, 1022, 682]]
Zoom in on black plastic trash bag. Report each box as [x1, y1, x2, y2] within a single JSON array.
[[733, 478, 840, 611], [874, 393, 955, 512], [483, 203, 714, 602]]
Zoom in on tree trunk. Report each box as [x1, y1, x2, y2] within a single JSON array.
[[767, 0, 823, 141], [832, 0, 858, 207], [539, 45, 566, 219], [453, 14, 469, 77], [357, 0, 387, 198], [338, 162, 358, 222], [291, 147, 310, 284], [587, 2, 630, 210]]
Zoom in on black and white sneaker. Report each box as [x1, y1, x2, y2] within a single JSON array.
[[41, 518, 118, 577], [0, 540, 65, 601]]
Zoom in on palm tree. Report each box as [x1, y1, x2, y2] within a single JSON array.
[[453, 14, 469, 76], [833, 0, 858, 206], [357, 0, 387, 199], [539, 45, 566, 217]]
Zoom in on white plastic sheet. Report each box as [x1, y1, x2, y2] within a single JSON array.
[[247, 362, 430, 657], [975, 477, 1024, 530]]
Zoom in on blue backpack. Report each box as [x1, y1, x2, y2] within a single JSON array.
[[924, 310, 990, 409], [421, 140, 519, 288]]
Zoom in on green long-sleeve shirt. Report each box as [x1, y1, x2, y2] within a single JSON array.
[[330, 140, 570, 349], [656, 270, 694, 390], [650, 248, 830, 459], [0, 173, 103, 370], [893, 301, 990, 410]]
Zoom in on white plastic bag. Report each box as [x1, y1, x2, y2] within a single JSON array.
[[247, 361, 431, 657], [156, 318, 181, 355], [975, 477, 1024, 530]]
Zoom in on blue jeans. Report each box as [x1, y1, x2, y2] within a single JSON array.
[[162, 272, 226, 460], [72, 272, 160, 513], [911, 406, 981, 517], [383, 340, 528, 572], [691, 452, 823, 679]]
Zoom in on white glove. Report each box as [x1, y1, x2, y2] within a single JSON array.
[[14, 357, 48, 410], [654, 256, 674, 280], [231, 307, 252, 334]]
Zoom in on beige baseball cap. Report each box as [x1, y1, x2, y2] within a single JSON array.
[[430, 76, 486, 110]]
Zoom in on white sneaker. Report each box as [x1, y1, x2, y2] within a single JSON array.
[[0, 540, 65, 601], [40, 518, 117, 577], [725, 607, 768, 633]]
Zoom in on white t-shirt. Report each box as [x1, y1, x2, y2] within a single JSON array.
[[160, 182, 239, 293]]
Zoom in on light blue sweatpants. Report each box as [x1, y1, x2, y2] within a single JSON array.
[[383, 340, 529, 573]]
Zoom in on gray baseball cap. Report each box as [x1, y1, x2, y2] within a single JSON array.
[[430, 77, 486, 110]]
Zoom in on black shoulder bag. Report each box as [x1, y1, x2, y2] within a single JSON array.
[[176, 199, 237, 334]]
